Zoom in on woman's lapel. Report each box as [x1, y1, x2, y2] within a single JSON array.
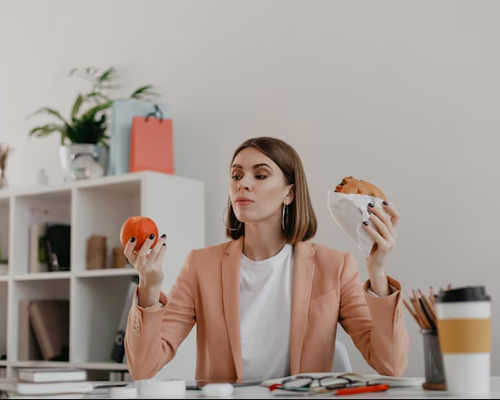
[[290, 241, 315, 375], [221, 237, 244, 380]]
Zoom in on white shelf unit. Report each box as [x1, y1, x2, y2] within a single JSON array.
[[0, 171, 204, 379]]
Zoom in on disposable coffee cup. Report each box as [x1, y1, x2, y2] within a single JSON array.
[[436, 286, 491, 396]]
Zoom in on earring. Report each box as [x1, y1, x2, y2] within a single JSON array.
[[223, 205, 239, 231], [282, 204, 287, 231]]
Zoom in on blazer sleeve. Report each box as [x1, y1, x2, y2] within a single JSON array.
[[124, 250, 197, 380], [338, 252, 409, 376]]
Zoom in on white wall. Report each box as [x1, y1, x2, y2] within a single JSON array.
[[1, 0, 499, 377]]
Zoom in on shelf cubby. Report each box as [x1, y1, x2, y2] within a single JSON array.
[[11, 190, 71, 276], [10, 279, 70, 362], [72, 275, 136, 364], [72, 180, 141, 273]]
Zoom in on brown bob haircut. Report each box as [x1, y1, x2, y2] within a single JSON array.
[[226, 137, 317, 244]]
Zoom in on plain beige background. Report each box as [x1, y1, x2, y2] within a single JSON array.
[[1, 0, 498, 377]]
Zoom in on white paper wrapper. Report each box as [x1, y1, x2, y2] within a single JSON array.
[[327, 189, 392, 257]]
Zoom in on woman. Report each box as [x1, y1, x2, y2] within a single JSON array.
[[124, 137, 409, 382]]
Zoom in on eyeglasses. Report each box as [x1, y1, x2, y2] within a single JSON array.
[[277, 373, 368, 393]]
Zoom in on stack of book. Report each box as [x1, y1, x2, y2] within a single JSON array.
[[0, 368, 93, 397]]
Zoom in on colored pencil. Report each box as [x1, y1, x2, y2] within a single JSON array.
[[403, 287, 443, 332]]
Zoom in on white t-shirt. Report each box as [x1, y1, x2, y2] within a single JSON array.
[[239, 244, 293, 381]]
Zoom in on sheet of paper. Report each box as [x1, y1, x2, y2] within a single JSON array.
[[327, 189, 393, 257]]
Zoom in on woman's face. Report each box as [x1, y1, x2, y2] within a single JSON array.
[[229, 147, 294, 225]]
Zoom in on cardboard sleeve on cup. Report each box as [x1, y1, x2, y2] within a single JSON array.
[[437, 318, 491, 353]]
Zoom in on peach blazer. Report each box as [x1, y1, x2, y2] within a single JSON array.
[[125, 238, 409, 381]]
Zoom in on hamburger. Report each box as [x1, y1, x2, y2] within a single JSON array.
[[334, 176, 387, 201]]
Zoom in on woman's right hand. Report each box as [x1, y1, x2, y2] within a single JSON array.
[[123, 233, 167, 307]]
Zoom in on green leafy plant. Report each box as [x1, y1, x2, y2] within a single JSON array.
[[28, 67, 159, 146]]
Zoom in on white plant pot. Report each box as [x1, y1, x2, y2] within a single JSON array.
[[59, 144, 109, 181]]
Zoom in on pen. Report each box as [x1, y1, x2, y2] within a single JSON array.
[[335, 384, 389, 396], [418, 296, 436, 330]]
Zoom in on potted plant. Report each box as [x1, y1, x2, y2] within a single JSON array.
[[28, 67, 158, 181]]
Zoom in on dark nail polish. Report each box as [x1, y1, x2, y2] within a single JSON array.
[[130, 237, 136, 242], [368, 203, 374, 208], [161, 234, 166, 239], [363, 221, 369, 226], [149, 234, 155, 240], [367, 209, 372, 214], [383, 201, 389, 206], [162, 243, 166, 246]]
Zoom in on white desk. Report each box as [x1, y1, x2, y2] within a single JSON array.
[[87, 377, 500, 398]]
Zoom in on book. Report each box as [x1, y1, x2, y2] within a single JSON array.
[[29, 223, 48, 273], [44, 224, 71, 272], [261, 373, 424, 389], [0, 379, 93, 395], [18, 300, 43, 361], [111, 277, 139, 362], [29, 300, 69, 361], [18, 368, 87, 383]]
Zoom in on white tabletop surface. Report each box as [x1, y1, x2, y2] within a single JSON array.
[[86, 377, 500, 398]]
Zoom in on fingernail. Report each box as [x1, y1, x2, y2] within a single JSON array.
[[383, 201, 389, 206], [363, 221, 369, 226], [368, 203, 374, 208], [162, 243, 166, 246], [149, 234, 155, 240], [131, 237, 136, 242], [367, 209, 372, 214], [161, 234, 166, 239]]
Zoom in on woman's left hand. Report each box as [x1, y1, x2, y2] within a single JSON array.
[[362, 201, 400, 274]]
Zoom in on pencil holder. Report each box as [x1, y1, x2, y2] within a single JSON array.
[[421, 329, 446, 390]]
